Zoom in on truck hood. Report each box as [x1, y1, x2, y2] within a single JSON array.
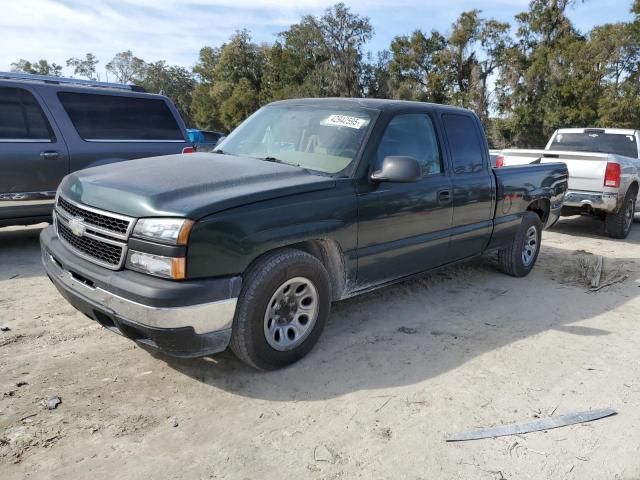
[[60, 153, 336, 219]]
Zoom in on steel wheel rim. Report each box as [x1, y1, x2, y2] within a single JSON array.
[[263, 276, 319, 351], [522, 225, 538, 266]]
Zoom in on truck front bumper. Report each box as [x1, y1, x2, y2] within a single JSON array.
[[562, 190, 619, 213], [40, 226, 241, 358]]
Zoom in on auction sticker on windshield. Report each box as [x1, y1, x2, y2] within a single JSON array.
[[322, 114, 368, 129]]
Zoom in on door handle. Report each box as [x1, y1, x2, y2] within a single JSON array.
[[40, 151, 60, 160], [438, 190, 451, 203]]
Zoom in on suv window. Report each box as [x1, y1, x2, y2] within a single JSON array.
[[57, 92, 183, 141], [376, 113, 442, 176], [0, 87, 53, 141], [442, 114, 484, 174]]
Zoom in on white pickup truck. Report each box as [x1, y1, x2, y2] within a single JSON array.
[[498, 128, 640, 238]]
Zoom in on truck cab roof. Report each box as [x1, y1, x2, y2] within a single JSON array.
[[268, 97, 473, 115]]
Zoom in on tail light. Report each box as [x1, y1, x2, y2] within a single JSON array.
[[182, 146, 195, 154], [494, 155, 504, 168], [604, 162, 621, 187]]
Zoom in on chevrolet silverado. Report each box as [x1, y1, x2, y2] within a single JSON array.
[[40, 99, 568, 369]]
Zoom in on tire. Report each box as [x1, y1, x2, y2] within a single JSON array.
[[229, 248, 332, 370], [605, 188, 637, 239], [497, 211, 543, 277]]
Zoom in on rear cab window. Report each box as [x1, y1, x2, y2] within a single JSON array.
[[550, 131, 638, 158], [57, 92, 184, 141], [442, 113, 485, 174], [0, 87, 54, 142]]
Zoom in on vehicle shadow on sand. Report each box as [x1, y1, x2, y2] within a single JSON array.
[[0, 224, 48, 281], [549, 213, 640, 241], [156, 240, 639, 401]]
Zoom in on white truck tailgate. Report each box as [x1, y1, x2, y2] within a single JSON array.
[[502, 149, 609, 192]]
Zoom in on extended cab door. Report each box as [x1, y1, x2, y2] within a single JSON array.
[[356, 112, 453, 286], [440, 112, 494, 261], [0, 86, 69, 220]]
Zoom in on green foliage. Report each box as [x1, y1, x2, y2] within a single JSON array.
[[12, 2, 640, 141], [66, 53, 99, 80], [105, 51, 145, 84], [11, 59, 62, 76], [135, 61, 195, 125]]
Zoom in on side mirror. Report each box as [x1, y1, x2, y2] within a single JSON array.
[[370, 156, 422, 183], [214, 136, 226, 148]]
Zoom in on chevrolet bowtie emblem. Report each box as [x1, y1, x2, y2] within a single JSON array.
[[68, 217, 86, 237]]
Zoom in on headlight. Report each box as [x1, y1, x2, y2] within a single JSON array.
[[126, 250, 186, 280], [133, 218, 193, 245]]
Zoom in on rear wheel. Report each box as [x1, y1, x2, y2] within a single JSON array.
[[605, 188, 637, 239], [230, 249, 331, 370], [497, 212, 543, 277]]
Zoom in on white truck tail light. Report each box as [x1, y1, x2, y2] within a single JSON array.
[[494, 155, 504, 168], [604, 162, 621, 187]]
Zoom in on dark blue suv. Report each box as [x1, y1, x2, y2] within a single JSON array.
[[0, 72, 192, 227]]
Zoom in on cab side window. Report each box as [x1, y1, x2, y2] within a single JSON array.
[[442, 114, 484, 174], [0, 87, 53, 141], [376, 113, 442, 177]]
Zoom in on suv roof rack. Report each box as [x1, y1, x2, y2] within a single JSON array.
[[0, 71, 146, 92]]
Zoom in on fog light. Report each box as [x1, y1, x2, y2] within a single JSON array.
[[127, 250, 186, 280]]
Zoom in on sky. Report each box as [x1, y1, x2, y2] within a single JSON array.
[[1, 0, 636, 78]]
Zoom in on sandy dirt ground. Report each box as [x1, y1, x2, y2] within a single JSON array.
[[1, 216, 640, 480]]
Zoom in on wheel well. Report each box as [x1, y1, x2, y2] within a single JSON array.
[[244, 240, 348, 301], [287, 239, 347, 300], [527, 199, 550, 224], [629, 181, 639, 195]]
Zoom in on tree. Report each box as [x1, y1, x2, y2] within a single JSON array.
[[191, 46, 224, 130], [136, 61, 195, 125], [387, 30, 450, 103], [66, 53, 100, 80], [205, 30, 267, 130], [362, 50, 392, 99], [274, 3, 373, 98], [106, 51, 145, 83], [495, 0, 581, 147], [11, 59, 62, 76]]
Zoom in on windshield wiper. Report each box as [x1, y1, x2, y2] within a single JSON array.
[[261, 156, 300, 167]]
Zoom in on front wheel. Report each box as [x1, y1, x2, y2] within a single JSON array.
[[605, 189, 637, 239], [229, 249, 332, 370], [497, 212, 543, 277]]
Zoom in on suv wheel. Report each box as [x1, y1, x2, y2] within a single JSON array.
[[605, 188, 637, 239], [230, 249, 332, 370], [497, 211, 543, 277]]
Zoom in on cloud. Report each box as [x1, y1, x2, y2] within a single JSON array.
[[1, 0, 634, 77]]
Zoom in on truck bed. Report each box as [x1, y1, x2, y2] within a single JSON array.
[[488, 162, 568, 249], [500, 149, 617, 192]]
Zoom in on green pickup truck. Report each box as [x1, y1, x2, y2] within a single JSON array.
[[40, 98, 568, 369]]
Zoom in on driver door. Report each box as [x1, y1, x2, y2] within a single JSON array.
[[356, 112, 453, 286]]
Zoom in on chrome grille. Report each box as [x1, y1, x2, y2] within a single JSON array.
[[57, 196, 132, 237], [54, 195, 135, 270], [57, 221, 123, 267]]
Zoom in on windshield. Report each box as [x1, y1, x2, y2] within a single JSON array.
[[215, 104, 374, 175], [549, 132, 638, 158]]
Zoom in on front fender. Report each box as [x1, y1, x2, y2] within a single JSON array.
[[186, 182, 358, 279]]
